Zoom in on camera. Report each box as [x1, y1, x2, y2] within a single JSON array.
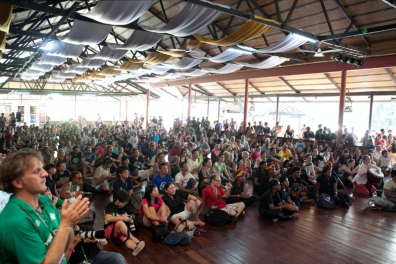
[[125, 215, 136, 232], [77, 230, 106, 240]]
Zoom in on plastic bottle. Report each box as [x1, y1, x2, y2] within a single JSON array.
[[372, 191, 377, 198]]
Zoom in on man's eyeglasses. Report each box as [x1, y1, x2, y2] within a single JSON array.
[[213, 179, 221, 182]]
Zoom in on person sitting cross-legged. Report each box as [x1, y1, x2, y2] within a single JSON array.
[[382, 169, 396, 205], [175, 162, 198, 195], [202, 175, 245, 222], [226, 171, 257, 207], [104, 190, 145, 257], [258, 179, 299, 222], [162, 182, 205, 226], [137, 184, 170, 228]]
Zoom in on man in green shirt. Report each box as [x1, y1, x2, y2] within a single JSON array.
[[0, 150, 90, 264]]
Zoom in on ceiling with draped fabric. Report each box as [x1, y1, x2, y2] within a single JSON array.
[[0, 0, 395, 102]]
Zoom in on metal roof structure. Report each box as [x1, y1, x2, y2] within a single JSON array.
[[0, 0, 395, 102]]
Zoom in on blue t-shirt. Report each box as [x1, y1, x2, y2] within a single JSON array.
[[152, 174, 173, 194], [82, 153, 96, 164]]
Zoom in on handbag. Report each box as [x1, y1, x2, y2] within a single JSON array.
[[318, 193, 335, 209], [151, 224, 169, 242], [174, 219, 196, 237]]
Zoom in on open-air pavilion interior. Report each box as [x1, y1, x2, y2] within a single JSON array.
[[1, 0, 396, 263]]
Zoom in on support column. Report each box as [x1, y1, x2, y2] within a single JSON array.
[[207, 98, 210, 117], [126, 100, 129, 121], [146, 89, 150, 128], [276, 96, 279, 122], [187, 83, 192, 119], [368, 95, 374, 131], [337, 70, 347, 145], [218, 99, 221, 122], [74, 95, 77, 121], [243, 79, 249, 134]]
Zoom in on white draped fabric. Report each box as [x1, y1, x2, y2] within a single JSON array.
[[177, 69, 207, 77], [55, 71, 76, 78], [82, 0, 154, 25], [24, 69, 45, 76], [58, 19, 112, 45], [237, 34, 309, 54], [85, 47, 127, 61], [159, 73, 183, 79], [43, 40, 84, 58], [30, 62, 54, 72], [139, 2, 223, 37], [161, 57, 202, 69], [201, 64, 243, 74], [21, 74, 40, 80], [78, 58, 105, 68], [38, 54, 66, 65], [235, 56, 288, 69], [151, 65, 171, 74], [191, 49, 245, 63], [64, 64, 89, 74], [107, 30, 163, 51], [48, 75, 66, 83]]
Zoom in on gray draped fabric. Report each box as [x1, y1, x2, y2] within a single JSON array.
[[38, 54, 67, 66], [58, 19, 112, 45], [30, 62, 54, 72], [78, 58, 106, 68], [85, 47, 127, 61], [201, 64, 243, 74], [161, 57, 202, 69], [106, 30, 163, 51], [235, 56, 288, 69], [43, 40, 84, 58], [191, 49, 244, 63], [237, 34, 309, 54]]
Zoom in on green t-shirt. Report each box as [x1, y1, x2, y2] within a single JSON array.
[[214, 162, 226, 176], [0, 195, 65, 264]]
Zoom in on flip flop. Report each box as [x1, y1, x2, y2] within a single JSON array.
[[194, 230, 203, 236], [196, 228, 207, 234], [132, 241, 145, 256]]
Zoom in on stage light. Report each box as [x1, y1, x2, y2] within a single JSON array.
[[347, 58, 356, 64], [341, 56, 348, 63], [332, 54, 343, 62], [354, 60, 363, 66]]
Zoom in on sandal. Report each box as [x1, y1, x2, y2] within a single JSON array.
[[196, 228, 207, 234], [194, 230, 203, 236], [132, 241, 145, 256]]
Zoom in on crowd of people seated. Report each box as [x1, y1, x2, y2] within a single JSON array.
[[0, 115, 396, 263]]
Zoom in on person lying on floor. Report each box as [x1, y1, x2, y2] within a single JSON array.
[[258, 179, 299, 222], [137, 184, 170, 228], [162, 182, 204, 226], [226, 171, 257, 207], [104, 190, 145, 257]]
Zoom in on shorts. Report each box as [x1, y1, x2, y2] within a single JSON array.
[[169, 206, 192, 223], [104, 223, 126, 242], [138, 218, 151, 228], [221, 203, 239, 214]]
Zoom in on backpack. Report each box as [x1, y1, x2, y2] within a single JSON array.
[[151, 224, 169, 242], [369, 197, 396, 211], [204, 209, 232, 227], [162, 232, 192, 246], [318, 193, 336, 209], [77, 209, 96, 224], [174, 219, 196, 237], [127, 190, 144, 215]]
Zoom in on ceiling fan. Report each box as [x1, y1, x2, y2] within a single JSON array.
[[299, 42, 342, 57]]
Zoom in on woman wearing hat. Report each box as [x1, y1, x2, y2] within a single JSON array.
[[227, 171, 257, 207]]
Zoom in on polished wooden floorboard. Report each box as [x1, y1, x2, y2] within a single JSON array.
[[87, 184, 396, 264]]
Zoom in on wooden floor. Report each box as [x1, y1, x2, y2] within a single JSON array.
[[88, 183, 396, 264]]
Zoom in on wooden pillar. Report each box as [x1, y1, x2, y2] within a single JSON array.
[[126, 100, 129, 121], [146, 89, 150, 128], [187, 83, 192, 118], [217, 99, 221, 122], [368, 95, 374, 131], [276, 96, 279, 122], [336, 70, 347, 145], [243, 79, 249, 134], [207, 98, 210, 117]]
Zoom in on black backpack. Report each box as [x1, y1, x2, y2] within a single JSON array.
[[151, 224, 169, 242], [163, 232, 191, 246], [127, 190, 144, 215], [204, 209, 232, 227]]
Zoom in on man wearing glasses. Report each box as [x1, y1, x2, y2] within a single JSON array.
[[202, 175, 245, 222]]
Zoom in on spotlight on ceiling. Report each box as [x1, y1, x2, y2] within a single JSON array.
[[347, 58, 356, 64], [332, 54, 343, 62], [341, 56, 348, 63], [354, 60, 364, 67]]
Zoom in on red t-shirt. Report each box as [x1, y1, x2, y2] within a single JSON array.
[[138, 197, 164, 220], [169, 146, 181, 157], [202, 186, 226, 209]]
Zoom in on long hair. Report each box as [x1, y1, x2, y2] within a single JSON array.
[[144, 184, 158, 207]]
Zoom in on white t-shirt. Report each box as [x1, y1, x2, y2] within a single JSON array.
[[187, 158, 200, 179], [0, 191, 11, 214], [382, 178, 396, 198], [378, 156, 392, 168], [94, 166, 111, 186], [175, 171, 194, 188]]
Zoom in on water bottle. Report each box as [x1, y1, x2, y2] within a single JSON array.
[[372, 191, 377, 198]]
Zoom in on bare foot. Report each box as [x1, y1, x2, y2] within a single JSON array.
[[272, 218, 279, 222], [289, 213, 299, 219]]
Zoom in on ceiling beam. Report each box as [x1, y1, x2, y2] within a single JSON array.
[[184, 0, 369, 55], [322, 23, 396, 41], [150, 54, 396, 88], [385, 68, 396, 84], [216, 82, 236, 96], [248, 81, 263, 94], [324, 73, 340, 90], [279, 77, 300, 93]]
